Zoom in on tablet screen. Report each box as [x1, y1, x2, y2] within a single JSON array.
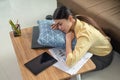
[[24, 52, 57, 75]]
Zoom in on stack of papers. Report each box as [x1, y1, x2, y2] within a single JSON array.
[[49, 48, 93, 75]]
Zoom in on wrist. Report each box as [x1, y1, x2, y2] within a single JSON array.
[[66, 40, 72, 56], [66, 37, 72, 42]]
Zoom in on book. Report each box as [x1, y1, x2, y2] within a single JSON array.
[[49, 48, 93, 75]]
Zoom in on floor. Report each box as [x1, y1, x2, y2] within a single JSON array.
[[82, 52, 120, 80], [0, 0, 120, 80]]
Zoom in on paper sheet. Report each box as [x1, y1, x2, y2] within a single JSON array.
[[49, 48, 93, 75]]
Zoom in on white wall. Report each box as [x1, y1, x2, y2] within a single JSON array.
[[9, 0, 57, 27]]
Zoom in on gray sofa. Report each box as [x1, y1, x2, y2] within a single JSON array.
[[57, 0, 120, 54]]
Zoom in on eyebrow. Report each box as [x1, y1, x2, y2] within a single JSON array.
[[51, 22, 60, 27]]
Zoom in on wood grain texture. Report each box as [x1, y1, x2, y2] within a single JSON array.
[[10, 27, 96, 80]]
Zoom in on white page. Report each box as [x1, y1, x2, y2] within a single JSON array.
[[49, 48, 93, 75]]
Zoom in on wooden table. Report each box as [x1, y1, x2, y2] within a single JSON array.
[[10, 27, 96, 80]]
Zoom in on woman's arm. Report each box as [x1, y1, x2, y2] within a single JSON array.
[[65, 31, 76, 66], [66, 31, 74, 55], [65, 31, 93, 67]]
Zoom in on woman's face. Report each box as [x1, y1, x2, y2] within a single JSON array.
[[52, 15, 74, 33]]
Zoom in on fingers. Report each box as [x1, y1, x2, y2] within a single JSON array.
[[51, 24, 58, 29], [51, 23, 60, 30]]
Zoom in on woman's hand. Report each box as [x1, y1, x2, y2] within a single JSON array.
[[66, 31, 75, 42], [51, 23, 60, 30]]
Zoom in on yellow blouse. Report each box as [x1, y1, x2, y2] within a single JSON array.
[[66, 19, 112, 67]]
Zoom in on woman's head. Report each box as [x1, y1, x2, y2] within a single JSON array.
[[52, 6, 75, 33]]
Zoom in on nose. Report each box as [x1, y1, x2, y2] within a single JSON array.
[[58, 25, 61, 30], [58, 25, 64, 31], [58, 26, 66, 33]]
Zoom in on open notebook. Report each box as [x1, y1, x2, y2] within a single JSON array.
[[49, 48, 93, 75]]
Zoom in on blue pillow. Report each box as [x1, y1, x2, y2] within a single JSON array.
[[37, 20, 76, 49]]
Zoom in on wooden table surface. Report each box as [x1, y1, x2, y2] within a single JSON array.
[[10, 27, 96, 80]]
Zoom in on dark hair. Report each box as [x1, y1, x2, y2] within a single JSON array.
[[53, 6, 72, 19], [53, 6, 106, 36]]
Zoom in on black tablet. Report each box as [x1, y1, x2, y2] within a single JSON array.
[[24, 52, 57, 75]]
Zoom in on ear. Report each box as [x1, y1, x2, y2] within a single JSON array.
[[68, 15, 73, 22]]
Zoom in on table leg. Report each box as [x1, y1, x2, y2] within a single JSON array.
[[76, 74, 81, 80], [70, 74, 81, 80]]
